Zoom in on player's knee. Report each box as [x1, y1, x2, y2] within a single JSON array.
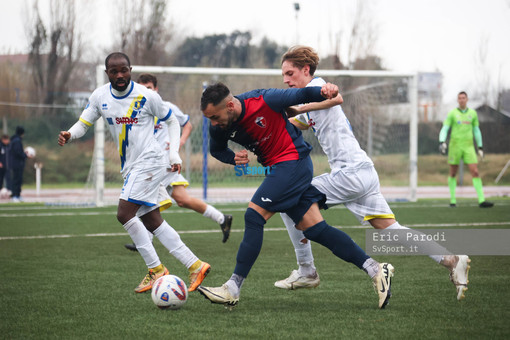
[[117, 211, 130, 224], [244, 208, 266, 229]]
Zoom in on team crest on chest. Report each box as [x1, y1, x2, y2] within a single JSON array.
[[255, 116, 267, 128]]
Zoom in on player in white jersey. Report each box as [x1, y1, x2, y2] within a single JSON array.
[[275, 46, 470, 300], [123, 74, 232, 252], [58, 53, 210, 294]]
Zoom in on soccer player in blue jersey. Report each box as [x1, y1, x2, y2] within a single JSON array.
[[197, 82, 395, 309]]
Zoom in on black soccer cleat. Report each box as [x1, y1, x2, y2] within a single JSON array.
[[449, 203, 456, 208], [220, 214, 233, 243], [479, 201, 494, 208], [124, 243, 138, 252]]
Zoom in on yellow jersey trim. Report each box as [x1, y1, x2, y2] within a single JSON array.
[[79, 117, 93, 126]]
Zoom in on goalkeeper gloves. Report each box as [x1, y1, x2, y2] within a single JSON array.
[[478, 147, 484, 160], [439, 142, 447, 155]]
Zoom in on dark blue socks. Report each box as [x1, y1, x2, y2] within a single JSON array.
[[303, 220, 369, 269], [234, 208, 266, 278]]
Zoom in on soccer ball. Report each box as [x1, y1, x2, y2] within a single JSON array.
[[24, 146, 36, 158], [151, 275, 188, 310]]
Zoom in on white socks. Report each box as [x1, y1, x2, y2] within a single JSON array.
[[362, 258, 380, 278], [280, 212, 317, 277], [203, 204, 224, 224], [153, 220, 198, 269], [385, 222, 443, 264], [123, 217, 160, 268]]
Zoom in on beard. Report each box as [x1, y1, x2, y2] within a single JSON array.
[[111, 77, 131, 92]]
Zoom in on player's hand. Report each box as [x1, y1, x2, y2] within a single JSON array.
[[478, 147, 484, 160], [234, 149, 249, 165], [285, 105, 301, 117], [320, 83, 339, 99], [439, 142, 447, 155], [58, 131, 71, 146], [171, 163, 181, 174]]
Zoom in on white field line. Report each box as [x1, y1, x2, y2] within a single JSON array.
[[1, 201, 507, 218], [1, 222, 509, 241]]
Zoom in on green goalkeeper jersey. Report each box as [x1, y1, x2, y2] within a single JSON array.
[[443, 108, 479, 146]]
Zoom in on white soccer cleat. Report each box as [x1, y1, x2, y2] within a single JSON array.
[[372, 263, 395, 309], [449, 255, 471, 300], [197, 284, 239, 310], [274, 270, 320, 290]]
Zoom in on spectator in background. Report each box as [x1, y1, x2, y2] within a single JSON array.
[[10, 126, 30, 202], [0, 134, 10, 196]]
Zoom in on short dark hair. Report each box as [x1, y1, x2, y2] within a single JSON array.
[[15, 126, 25, 136], [200, 83, 231, 111], [105, 52, 131, 69], [458, 91, 468, 97], [137, 74, 158, 87]]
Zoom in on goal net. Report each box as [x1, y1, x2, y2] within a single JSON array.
[[84, 66, 417, 206]]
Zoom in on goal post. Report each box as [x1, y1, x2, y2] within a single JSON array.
[[89, 65, 418, 206]]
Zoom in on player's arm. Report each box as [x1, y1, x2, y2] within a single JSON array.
[[180, 121, 192, 149], [473, 125, 484, 159], [289, 116, 310, 130], [438, 112, 453, 154], [58, 119, 91, 146], [209, 127, 236, 165], [286, 94, 343, 117], [59, 93, 101, 146], [263, 84, 339, 112], [165, 113, 182, 171], [167, 102, 192, 148]]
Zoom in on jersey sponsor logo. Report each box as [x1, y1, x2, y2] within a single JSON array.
[[101, 103, 108, 110], [119, 95, 147, 170], [261, 197, 272, 202], [116, 117, 139, 124], [230, 131, 237, 138], [106, 118, 114, 125], [255, 116, 267, 128], [456, 120, 472, 125]]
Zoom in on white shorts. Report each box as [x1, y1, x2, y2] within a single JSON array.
[[165, 173, 190, 196], [311, 165, 394, 224], [119, 165, 176, 217]]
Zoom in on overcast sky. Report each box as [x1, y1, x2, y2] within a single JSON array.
[[1, 0, 509, 102]]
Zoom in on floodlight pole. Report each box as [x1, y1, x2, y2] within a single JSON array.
[[294, 3, 300, 45]]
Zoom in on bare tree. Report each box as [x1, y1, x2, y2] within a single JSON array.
[[114, 0, 175, 65], [24, 0, 83, 115], [325, 0, 379, 70], [473, 35, 492, 105]]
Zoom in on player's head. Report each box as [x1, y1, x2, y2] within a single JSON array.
[[281, 45, 319, 88], [137, 73, 158, 91], [200, 83, 237, 130], [457, 91, 468, 108], [15, 126, 25, 136], [1, 134, 9, 144], [105, 52, 132, 92]]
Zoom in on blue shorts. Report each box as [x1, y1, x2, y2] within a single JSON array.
[[251, 157, 327, 224]]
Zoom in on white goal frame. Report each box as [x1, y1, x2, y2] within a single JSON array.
[[93, 65, 418, 206]]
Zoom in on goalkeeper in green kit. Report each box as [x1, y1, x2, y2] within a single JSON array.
[[439, 91, 494, 208]]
